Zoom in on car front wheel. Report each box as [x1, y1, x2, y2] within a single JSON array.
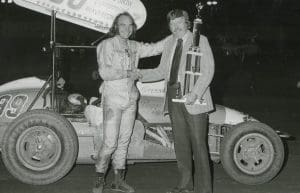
[[221, 121, 285, 185], [1, 109, 78, 185]]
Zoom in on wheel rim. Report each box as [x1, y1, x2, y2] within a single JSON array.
[[16, 126, 62, 171], [233, 133, 274, 175]]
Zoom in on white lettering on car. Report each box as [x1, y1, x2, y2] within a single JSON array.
[[6, 94, 28, 118], [0, 95, 12, 117]]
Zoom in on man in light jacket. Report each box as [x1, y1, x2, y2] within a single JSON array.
[[139, 9, 215, 193]]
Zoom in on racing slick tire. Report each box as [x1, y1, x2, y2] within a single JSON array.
[[220, 121, 285, 185], [1, 109, 78, 185]]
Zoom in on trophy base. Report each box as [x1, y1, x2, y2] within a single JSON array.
[[172, 98, 206, 105]]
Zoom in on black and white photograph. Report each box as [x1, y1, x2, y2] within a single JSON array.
[[0, 0, 299, 193]]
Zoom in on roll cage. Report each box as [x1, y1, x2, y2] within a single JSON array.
[[27, 11, 98, 112]]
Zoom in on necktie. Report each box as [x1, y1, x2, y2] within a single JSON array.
[[169, 38, 183, 85]]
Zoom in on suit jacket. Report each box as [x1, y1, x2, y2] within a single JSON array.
[[140, 31, 215, 115]]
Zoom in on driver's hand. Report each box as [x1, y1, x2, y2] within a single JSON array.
[[127, 69, 142, 80]]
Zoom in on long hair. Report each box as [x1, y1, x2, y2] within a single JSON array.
[[107, 12, 137, 39]]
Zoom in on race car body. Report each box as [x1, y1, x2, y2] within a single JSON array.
[[0, 77, 289, 185]]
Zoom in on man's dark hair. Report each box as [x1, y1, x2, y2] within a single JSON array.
[[107, 12, 137, 38]]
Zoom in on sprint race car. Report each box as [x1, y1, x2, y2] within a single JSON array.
[[0, 0, 290, 187]]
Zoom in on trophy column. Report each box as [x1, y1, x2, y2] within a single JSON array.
[[172, 3, 206, 105]]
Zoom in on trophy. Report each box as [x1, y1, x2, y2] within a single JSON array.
[[172, 3, 206, 105]]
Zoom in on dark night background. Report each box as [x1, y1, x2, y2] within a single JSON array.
[[1, 2, 300, 192], [0, 0, 299, 104]]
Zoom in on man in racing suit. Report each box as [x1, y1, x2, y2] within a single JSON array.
[[93, 12, 167, 193]]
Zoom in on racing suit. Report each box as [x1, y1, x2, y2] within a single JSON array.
[[95, 35, 167, 173]]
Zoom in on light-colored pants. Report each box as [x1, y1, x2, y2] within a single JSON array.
[[95, 97, 137, 173]]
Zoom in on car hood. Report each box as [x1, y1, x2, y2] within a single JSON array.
[[0, 77, 45, 93]]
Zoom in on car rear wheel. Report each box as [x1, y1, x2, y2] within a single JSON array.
[[221, 121, 285, 185], [1, 109, 78, 185]]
